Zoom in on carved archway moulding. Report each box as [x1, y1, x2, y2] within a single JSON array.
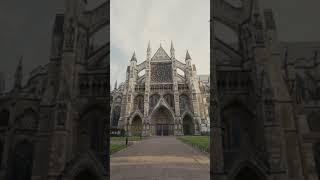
[[149, 97, 175, 121], [229, 160, 267, 180], [129, 110, 144, 124], [59, 152, 106, 180]]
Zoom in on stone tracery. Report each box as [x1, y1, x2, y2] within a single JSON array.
[[111, 42, 210, 136]]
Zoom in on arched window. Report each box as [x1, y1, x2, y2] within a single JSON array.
[[10, 141, 34, 180], [149, 94, 160, 110], [164, 94, 174, 108], [80, 108, 105, 152], [16, 109, 38, 130], [112, 106, 121, 127], [183, 114, 194, 135], [179, 94, 190, 113], [134, 95, 144, 113], [221, 103, 258, 150]]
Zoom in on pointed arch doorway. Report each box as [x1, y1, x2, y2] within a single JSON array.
[[233, 166, 265, 180], [151, 106, 174, 136], [9, 141, 34, 180], [131, 115, 143, 136], [183, 114, 194, 135], [74, 169, 99, 180]]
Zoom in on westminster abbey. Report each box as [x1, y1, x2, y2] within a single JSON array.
[[110, 43, 210, 136]]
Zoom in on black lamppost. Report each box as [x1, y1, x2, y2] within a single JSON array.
[[126, 120, 129, 146], [140, 123, 143, 140]]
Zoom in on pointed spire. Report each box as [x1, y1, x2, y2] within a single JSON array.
[[114, 80, 118, 90], [14, 56, 23, 89], [131, 51, 137, 62], [185, 50, 191, 60], [170, 40, 175, 59], [147, 41, 151, 52], [147, 41, 151, 60], [170, 41, 174, 50]]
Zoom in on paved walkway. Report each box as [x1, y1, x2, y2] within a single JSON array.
[[110, 136, 209, 180]]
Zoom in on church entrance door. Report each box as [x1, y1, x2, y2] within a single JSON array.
[[10, 141, 34, 180], [233, 166, 265, 180], [151, 106, 174, 136], [131, 115, 143, 136], [74, 169, 98, 180], [156, 124, 174, 136], [183, 114, 194, 135]]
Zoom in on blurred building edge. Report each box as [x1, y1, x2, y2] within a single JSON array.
[[211, 0, 320, 180], [0, 72, 5, 93], [0, 0, 109, 179]]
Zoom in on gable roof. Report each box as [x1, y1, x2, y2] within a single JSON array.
[[151, 46, 171, 61]]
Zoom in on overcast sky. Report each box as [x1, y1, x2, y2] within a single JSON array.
[[0, 1, 64, 91], [1, 0, 320, 91], [110, 0, 210, 89]]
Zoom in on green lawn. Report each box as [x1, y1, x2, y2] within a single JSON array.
[[110, 144, 127, 154], [110, 136, 148, 155], [177, 136, 210, 153], [111, 136, 147, 141]]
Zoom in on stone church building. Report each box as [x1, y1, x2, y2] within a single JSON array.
[[0, 0, 108, 179], [110, 43, 210, 136], [211, 0, 320, 180]]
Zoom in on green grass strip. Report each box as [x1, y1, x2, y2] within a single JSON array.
[[177, 136, 210, 153], [110, 144, 127, 155]]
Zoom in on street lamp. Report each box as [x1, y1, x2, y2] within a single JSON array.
[[126, 120, 129, 146]]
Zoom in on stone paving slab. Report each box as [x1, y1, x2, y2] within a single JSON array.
[[110, 136, 209, 180]]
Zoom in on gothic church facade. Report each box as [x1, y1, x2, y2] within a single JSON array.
[[110, 43, 210, 136]]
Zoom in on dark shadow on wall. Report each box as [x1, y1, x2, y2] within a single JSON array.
[[0, 0, 110, 179]]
